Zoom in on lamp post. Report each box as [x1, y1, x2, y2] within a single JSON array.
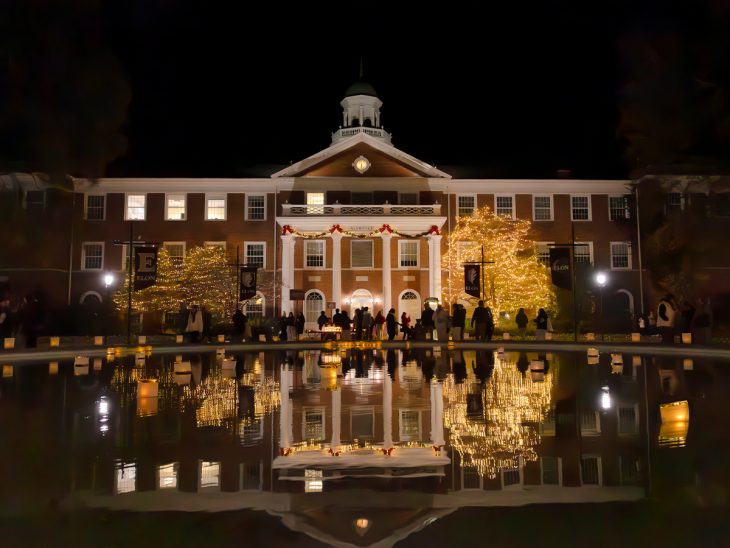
[[103, 273, 115, 337], [595, 272, 608, 341]]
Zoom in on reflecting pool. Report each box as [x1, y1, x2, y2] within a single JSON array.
[[1, 347, 729, 546]]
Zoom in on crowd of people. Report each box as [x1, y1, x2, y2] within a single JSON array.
[[636, 294, 714, 344]]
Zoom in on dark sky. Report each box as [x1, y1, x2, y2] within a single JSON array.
[[100, 1, 640, 179]]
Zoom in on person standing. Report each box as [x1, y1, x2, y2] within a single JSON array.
[[317, 310, 328, 331], [295, 312, 306, 337], [471, 300, 490, 340], [362, 307, 373, 340], [451, 303, 465, 341], [286, 312, 297, 341], [657, 294, 677, 344], [434, 304, 450, 342], [233, 306, 245, 339], [400, 311, 411, 340], [516, 307, 529, 339], [386, 308, 398, 341], [421, 303, 435, 340], [186, 305, 203, 343], [533, 308, 549, 341], [339, 309, 352, 340], [484, 304, 495, 341], [374, 310, 386, 340], [354, 308, 363, 340]]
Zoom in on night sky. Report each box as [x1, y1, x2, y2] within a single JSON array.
[[17, 1, 713, 180]]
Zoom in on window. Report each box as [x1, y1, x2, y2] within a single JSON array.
[[303, 408, 325, 441], [541, 456, 560, 485], [399, 410, 420, 441], [241, 463, 261, 491], [351, 240, 373, 268], [399, 192, 418, 205], [158, 463, 179, 489], [306, 192, 325, 214], [119, 244, 130, 272], [200, 461, 220, 488], [580, 456, 602, 486], [163, 242, 186, 267], [620, 456, 639, 485], [115, 463, 136, 494], [609, 195, 627, 221], [495, 195, 514, 218], [618, 405, 638, 435], [125, 194, 146, 220], [85, 195, 105, 220], [246, 194, 266, 220], [502, 468, 521, 487], [351, 408, 374, 439], [304, 291, 324, 324], [457, 195, 476, 217], [206, 194, 226, 220], [533, 195, 553, 221], [304, 469, 323, 493], [204, 241, 227, 250], [462, 466, 482, 490], [571, 195, 591, 221], [610, 242, 631, 269], [351, 192, 373, 205], [580, 411, 600, 435], [165, 194, 186, 220], [574, 242, 593, 265], [534, 242, 552, 267], [245, 242, 265, 268], [667, 192, 683, 209], [305, 240, 325, 268], [399, 240, 419, 267], [82, 242, 104, 270], [243, 293, 264, 319]]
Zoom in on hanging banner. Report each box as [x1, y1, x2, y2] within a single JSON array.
[[240, 267, 258, 300], [464, 264, 481, 298], [549, 247, 572, 289], [133, 247, 158, 290]]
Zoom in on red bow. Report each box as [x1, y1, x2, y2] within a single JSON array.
[[281, 225, 294, 235], [280, 448, 292, 456], [381, 447, 394, 456], [427, 225, 440, 235], [380, 224, 393, 234], [330, 224, 343, 233]]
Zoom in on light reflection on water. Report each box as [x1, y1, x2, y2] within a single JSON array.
[[1, 348, 729, 546]]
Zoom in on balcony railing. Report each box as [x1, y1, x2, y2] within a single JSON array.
[[281, 203, 441, 216], [331, 126, 392, 144]]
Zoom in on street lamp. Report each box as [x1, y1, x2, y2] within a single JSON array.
[[595, 272, 608, 341], [103, 273, 115, 337], [104, 273, 115, 288]]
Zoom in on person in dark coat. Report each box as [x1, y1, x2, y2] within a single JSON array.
[[278, 313, 288, 341], [317, 310, 329, 330], [295, 312, 306, 335], [421, 303, 434, 337], [385, 308, 398, 341], [354, 308, 363, 340], [516, 307, 529, 339], [471, 300, 491, 340], [533, 308, 549, 340], [233, 307, 245, 337]]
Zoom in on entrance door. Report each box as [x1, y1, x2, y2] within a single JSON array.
[[350, 289, 374, 313], [305, 290, 325, 329], [398, 290, 421, 324]]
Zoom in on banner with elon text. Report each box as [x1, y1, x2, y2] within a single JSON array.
[[464, 264, 481, 298], [549, 247, 572, 289], [134, 247, 158, 290], [239, 267, 258, 300]]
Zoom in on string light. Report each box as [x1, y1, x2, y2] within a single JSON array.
[[443, 206, 555, 323]]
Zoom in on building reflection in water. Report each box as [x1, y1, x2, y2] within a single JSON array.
[[4, 348, 729, 547]]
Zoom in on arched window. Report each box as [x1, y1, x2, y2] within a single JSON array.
[[305, 290, 325, 324], [350, 289, 373, 312], [243, 292, 265, 320], [79, 291, 103, 305], [398, 289, 421, 323]]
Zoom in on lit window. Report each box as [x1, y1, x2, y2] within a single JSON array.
[[303, 408, 325, 441], [246, 194, 265, 220], [82, 242, 104, 270], [399, 241, 419, 267], [304, 469, 323, 493], [534, 242, 552, 266], [495, 195, 514, 218], [204, 241, 227, 250], [305, 240, 325, 268], [574, 242, 593, 265], [571, 196, 590, 221], [126, 194, 146, 220], [351, 240, 373, 268], [399, 410, 420, 441], [457, 195, 476, 217], [609, 196, 627, 221], [163, 242, 185, 267], [533, 195, 552, 221], [206, 195, 226, 220], [200, 461, 220, 488], [245, 243, 265, 268], [243, 293, 264, 319], [166, 194, 186, 220], [610, 242, 631, 269], [306, 192, 325, 214], [86, 195, 105, 220], [158, 463, 179, 489], [115, 463, 136, 494]]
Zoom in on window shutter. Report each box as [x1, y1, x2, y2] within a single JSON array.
[[351, 240, 373, 268]]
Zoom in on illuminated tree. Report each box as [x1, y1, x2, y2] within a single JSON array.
[[443, 206, 554, 322]]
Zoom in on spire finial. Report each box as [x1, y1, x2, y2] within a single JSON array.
[[359, 56, 364, 80]]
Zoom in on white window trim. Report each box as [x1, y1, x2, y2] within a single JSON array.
[[302, 406, 326, 441], [306, 192, 326, 205], [540, 456, 563, 486], [162, 241, 186, 263], [204, 241, 227, 249], [124, 193, 147, 221], [580, 410, 601, 436], [574, 241, 594, 266], [570, 194, 592, 221], [617, 404, 640, 436], [164, 193, 187, 221], [610, 241, 632, 270], [157, 463, 179, 490], [205, 193, 227, 221], [398, 409, 421, 442], [244, 241, 267, 269], [608, 195, 627, 221], [534, 241, 554, 266], [119, 244, 129, 272], [199, 460, 221, 489], [81, 241, 105, 271], [398, 240, 420, 269], [84, 193, 106, 221], [580, 455, 603, 487], [532, 194, 554, 221], [305, 239, 326, 269], [243, 292, 265, 318], [350, 239, 374, 269], [245, 193, 267, 221], [494, 193, 516, 220], [501, 463, 524, 490], [398, 192, 419, 205], [456, 193, 478, 217]]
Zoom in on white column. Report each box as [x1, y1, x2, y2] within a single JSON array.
[[279, 365, 293, 451], [381, 232, 392, 312], [430, 380, 445, 448], [428, 233, 443, 301], [280, 232, 296, 314], [330, 388, 341, 450], [331, 231, 343, 309], [383, 370, 393, 448]]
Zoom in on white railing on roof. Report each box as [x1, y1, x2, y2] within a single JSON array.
[[331, 126, 392, 144], [281, 203, 441, 216]]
